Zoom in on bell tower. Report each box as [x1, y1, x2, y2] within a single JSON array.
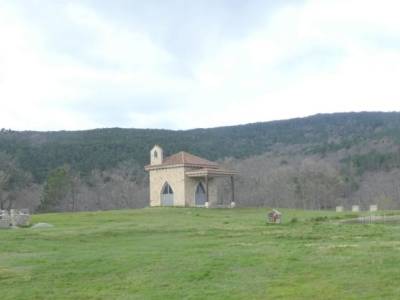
[[150, 145, 163, 165]]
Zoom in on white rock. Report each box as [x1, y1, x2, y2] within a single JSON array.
[[31, 223, 54, 229]]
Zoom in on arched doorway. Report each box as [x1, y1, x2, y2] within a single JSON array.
[[161, 182, 174, 206], [195, 182, 206, 206]]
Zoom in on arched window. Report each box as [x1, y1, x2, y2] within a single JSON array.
[[162, 183, 173, 195], [161, 182, 174, 206], [154, 150, 158, 158], [196, 182, 205, 194], [195, 182, 206, 206]]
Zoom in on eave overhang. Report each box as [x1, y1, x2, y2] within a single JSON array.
[[185, 168, 238, 178]]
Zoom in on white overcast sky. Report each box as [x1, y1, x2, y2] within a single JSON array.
[[1, 0, 400, 130]]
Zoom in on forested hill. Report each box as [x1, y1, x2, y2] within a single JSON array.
[[1, 111, 400, 183]]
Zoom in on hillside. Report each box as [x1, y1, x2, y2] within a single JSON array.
[[2, 111, 400, 211], [1, 208, 400, 299], [1, 112, 400, 183]]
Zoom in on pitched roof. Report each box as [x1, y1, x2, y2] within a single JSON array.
[[145, 151, 219, 170], [161, 151, 218, 168]]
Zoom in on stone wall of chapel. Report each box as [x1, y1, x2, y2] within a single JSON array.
[[184, 173, 218, 206], [149, 167, 186, 206], [150, 145, 163, 165], [208, 179, 218, 206]]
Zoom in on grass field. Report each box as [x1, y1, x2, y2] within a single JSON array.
[[1, 208, 400, 300]]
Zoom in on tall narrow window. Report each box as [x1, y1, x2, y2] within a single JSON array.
[[196, 182, 205, 194], [154, 150, 158, 158], [162, 183, 173, 195], [161, 182, 174, 206], [195, 182, 206, 206]]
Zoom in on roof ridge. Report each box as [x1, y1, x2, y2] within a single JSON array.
[[155, 150, 218, 167]]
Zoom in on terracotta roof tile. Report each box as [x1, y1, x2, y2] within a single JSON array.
[[161, 151, 218, 168]]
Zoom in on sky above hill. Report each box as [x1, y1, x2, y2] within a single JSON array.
[[1, 0, 400, 130]]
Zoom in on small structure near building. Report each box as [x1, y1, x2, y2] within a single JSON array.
[[267, 209, 282, 224], [336, 206, 344, 212], [352, 205, 360, 212], [145, 145, 238, 208], [369, 204, 378, 212], [0, 209, 31, 229]]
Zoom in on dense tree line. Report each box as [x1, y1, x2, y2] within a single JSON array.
[[36, 161, 148, 212], [2, 112, 400, 211], [1, 112, 400, 184], [0, 152, 32, 210]]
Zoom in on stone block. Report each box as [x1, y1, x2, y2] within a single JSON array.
[[0, 216, 11, 229], [369, 205, 378, 212]]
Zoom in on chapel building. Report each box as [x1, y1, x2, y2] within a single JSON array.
[[144, 145, 237, 207]]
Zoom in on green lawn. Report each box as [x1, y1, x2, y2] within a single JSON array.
[[1, 208, 400, 299]]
